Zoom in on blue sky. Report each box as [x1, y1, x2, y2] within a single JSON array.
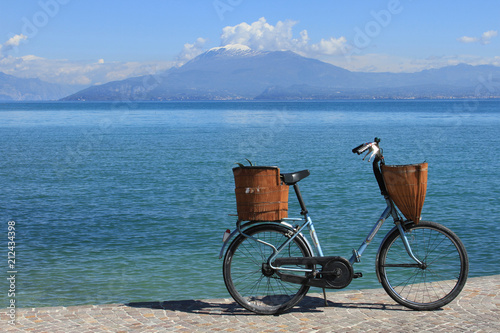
[[0, 0, 498, 85]]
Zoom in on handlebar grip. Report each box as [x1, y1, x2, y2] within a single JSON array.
[[352, 144, 363, 154], [352, 143, 368, 154]]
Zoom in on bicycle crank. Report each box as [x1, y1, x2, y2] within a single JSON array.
[[274, 256, 354, 289]]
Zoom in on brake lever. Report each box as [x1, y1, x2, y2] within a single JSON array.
[[362, 145, 380, 162], [368, 149, 378, 162], [362, 150, 371, 160]]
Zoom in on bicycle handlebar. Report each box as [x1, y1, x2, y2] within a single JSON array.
[[352, 137, 382, 162], [352, 137, 388, 196]]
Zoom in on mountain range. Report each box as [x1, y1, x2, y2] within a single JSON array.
[[0, 72, 82, 101], [2, 44, 500, 101], [63, 45, 500, 101]]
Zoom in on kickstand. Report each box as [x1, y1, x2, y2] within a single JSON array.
[[322, 288, 328, 306]]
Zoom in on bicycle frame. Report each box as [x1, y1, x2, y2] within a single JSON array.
[[220, 194, 423, 275], [219, 141, 424, 273]]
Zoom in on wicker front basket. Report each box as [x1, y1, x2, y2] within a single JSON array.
[[381, 163, 428, 224], [233, 166, 289, 221]]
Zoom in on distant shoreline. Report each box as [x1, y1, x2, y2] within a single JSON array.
[[2, 97, 500, 104]]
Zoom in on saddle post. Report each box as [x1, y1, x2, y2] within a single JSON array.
[[292, 183, 308, 216]]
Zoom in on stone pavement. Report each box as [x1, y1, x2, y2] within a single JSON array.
[[1, 275, 499, 332]]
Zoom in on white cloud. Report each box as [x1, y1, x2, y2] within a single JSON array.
[[211, 19, 500, 72], [0, 34, 28, 56], [0, 31, 181, 85], [220, 17, 299, 51], [481, 30, 498, 44], [332, 53, 500, 73], [4, 34, 27, 48], [458, 30, 498, 45], [176, 37, 207, 64], [0, 55, 176, 85], [310, 36, 348, 55], [219, 17, 348, 57], [457, 36, 479, 44]]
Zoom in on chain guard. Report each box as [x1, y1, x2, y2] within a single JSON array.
[[274, 256, 354, 289]]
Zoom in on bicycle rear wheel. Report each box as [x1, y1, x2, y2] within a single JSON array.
[[223, 223, 312, 315], [377, 221, 468, 310]]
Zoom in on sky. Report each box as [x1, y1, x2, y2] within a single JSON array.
[[0, 0, 499, 86]]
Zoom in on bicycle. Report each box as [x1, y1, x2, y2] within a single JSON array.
[[220, 138, 469, 315]]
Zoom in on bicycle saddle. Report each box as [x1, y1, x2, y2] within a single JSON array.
[[280, 170, 310, 185]]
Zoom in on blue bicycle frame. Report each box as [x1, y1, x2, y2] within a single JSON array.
[[219, 196, 423, 276], [219, 141, 423, 272]]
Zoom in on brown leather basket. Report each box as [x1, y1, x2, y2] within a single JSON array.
[[381, 162, 428, 224], [233, 166, 289, 221]]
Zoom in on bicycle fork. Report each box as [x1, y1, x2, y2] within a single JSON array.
[[395, 221, 425, 268]]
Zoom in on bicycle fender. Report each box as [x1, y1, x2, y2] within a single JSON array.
[[218, 221, 309, 259], [219, 228, 240, 259]]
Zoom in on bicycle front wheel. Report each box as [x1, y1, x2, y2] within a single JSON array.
[[223, 223, 312, 315], [377, 221, 468, 310]]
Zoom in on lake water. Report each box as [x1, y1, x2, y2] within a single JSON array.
[[1, 100, 499, 308]]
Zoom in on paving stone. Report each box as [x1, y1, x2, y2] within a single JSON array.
[[1, 275, 499, 332]]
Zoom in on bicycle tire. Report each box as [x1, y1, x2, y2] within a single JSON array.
[[223, 223, 313, 315], [377, 221, 468, 310]]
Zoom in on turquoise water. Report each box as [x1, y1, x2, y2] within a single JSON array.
[[1, 100, 499, 308]]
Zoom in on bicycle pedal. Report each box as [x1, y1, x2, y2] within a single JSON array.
[[353, 272, 363, 279]]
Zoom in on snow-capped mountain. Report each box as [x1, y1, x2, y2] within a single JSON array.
[[200, 44, 262, 58], [62, 45, 356, 101]]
